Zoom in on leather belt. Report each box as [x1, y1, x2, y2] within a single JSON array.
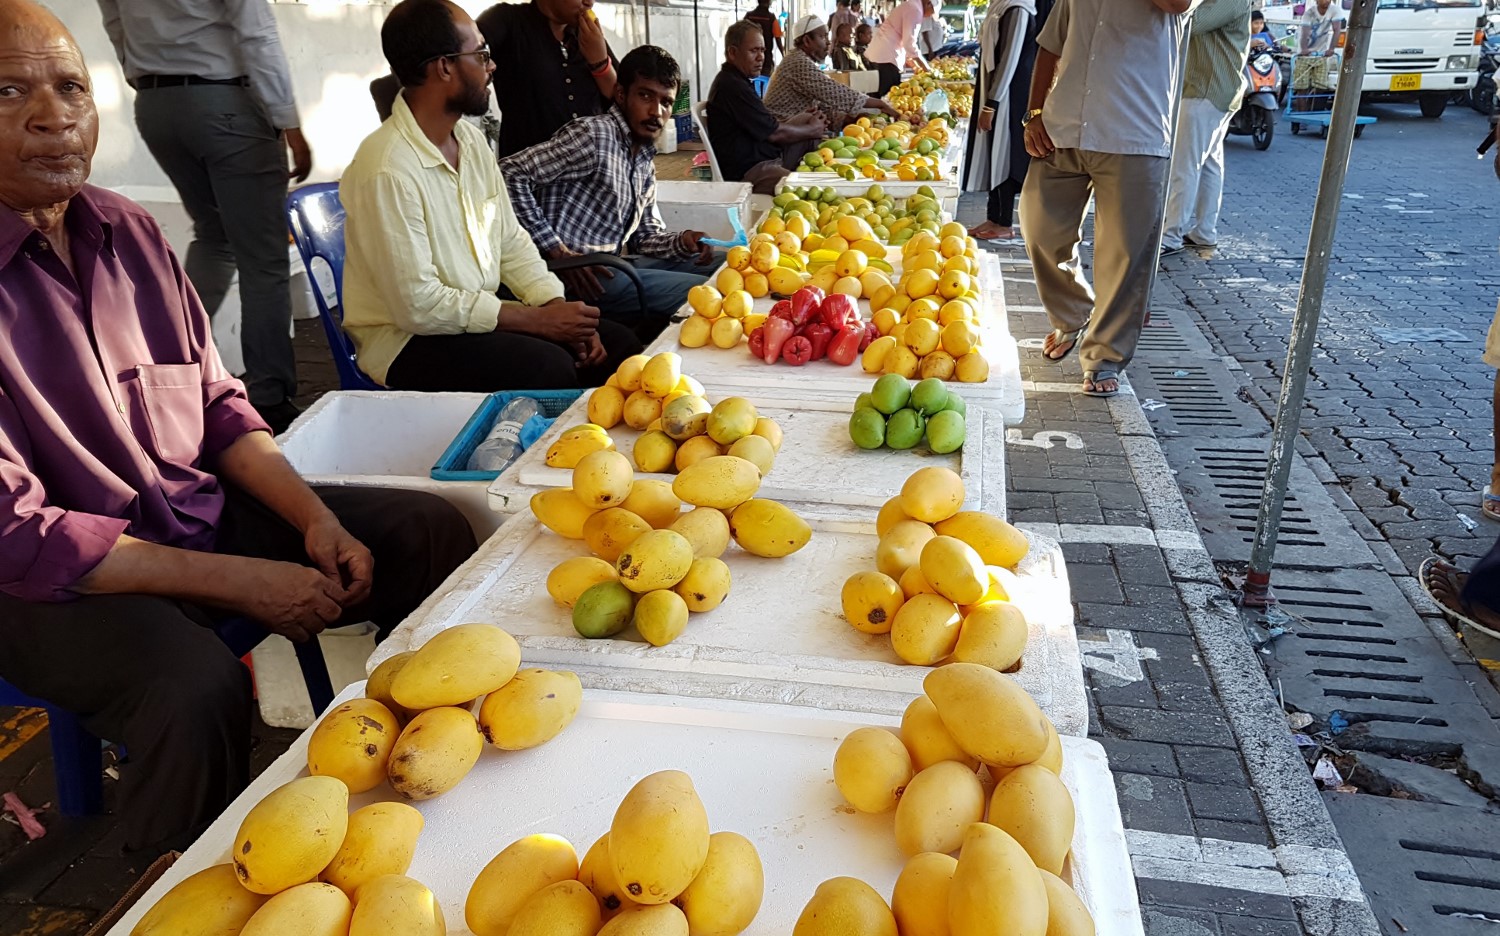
[[132, 75, 249, 90]]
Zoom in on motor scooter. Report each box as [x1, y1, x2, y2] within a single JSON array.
[[1227, 46, 1283, 151]]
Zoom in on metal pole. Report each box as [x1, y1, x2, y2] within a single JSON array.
[[1243, 0, 1377, 604], [694, 0, 702, 102], [645, 0, 652, 46]]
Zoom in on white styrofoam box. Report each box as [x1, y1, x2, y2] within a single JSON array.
[[656, 180, 755, 242], [370, 515, 1086, 736], [645, 252, 1024, 423], [485, 394, 1003, 521], [779, 172, 960, 214], [277, 391, 503, 540], [105, 686, 1143, 936]]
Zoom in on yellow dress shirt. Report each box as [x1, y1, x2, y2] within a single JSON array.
[[340, 93, 564, 385]]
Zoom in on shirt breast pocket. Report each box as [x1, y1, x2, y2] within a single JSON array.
[[131, 363, 205, 467]]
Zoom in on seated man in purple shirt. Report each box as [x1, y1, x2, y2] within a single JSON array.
[[0, 0, 477, 856]]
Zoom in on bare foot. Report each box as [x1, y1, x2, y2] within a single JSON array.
[[1042, 329, 1080, 360], [1423, 559, 1500, 631], [1084, 374, 1119, 395]]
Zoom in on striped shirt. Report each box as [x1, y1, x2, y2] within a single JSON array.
[[1183, 0, 1252, 112], [765, 47, 867, 119], [500, 109, 691, 261]]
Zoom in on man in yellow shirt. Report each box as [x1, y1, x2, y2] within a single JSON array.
[[340, 0, 641, 391]]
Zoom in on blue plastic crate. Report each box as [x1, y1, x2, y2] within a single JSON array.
[[431, 389, 583, 482], [674, 112, 698, 143]]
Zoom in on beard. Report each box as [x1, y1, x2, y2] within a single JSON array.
[[453, 79, 492, 118]]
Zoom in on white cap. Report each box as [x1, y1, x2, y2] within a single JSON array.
[[792, 14, 826, 41]]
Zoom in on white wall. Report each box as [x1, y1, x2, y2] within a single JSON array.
[[48, 0, 761, 196]]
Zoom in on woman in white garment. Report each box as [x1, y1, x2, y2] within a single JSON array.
[[962, 0, 1052, 242]]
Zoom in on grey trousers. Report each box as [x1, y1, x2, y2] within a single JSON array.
[[1019, 147, 1170, 375], [134, 85, 297, 406]]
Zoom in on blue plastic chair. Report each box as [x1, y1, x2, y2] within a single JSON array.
[[0, 619, 335, 817], [286, 184, 381, 391], [752, 76, 769, 98]]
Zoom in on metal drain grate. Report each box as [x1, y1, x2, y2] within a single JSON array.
[[1161, 438, 1376, 567], [1255, 569, 1496, 755], [1134, 306, 1216, 358], [1324, 795, 1500, 933], [1129, 361, 1266, 439], [1136, 319, 1193, 353]]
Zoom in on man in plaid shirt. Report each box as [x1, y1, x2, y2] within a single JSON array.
[[501, 45, 716, 334]]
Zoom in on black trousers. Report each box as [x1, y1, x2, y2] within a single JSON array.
[[0, 485, 476, 854], [987, 178, 1023, 227], [384, 320, 642, 392], [875, 61, 902, 96]]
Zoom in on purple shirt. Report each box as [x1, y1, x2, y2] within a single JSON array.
[[0, 186, 267, 603]]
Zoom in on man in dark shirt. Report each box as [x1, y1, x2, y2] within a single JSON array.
[[831, 21, 866, 70], [744, 0, 783, 77], [708, 21, 827, 194], [0, 0, 476, 855], [477, 0, 617, 158], [856, 21, 874, 55]]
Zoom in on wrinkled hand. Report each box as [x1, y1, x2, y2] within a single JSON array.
[[540, 296, 602, 343], [1024, 116, 1054, 159], [303, 513, 374, 607], [977, 108, 995, 133], [872, 97, 900, 119], [231, 558, 347, 643], [680, 231, 715, 266], [284, 127, 312, 183], [577, 7, 609, 65], [549, 246, 615, 301], [574, 331, 608, 368]]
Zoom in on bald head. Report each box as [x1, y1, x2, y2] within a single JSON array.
[[0, 0, 97, 214]]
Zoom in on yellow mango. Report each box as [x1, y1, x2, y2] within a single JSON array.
[[924, 663, 1049, 767], [634, 589, 691, 646], [890, 593, 962, 666], [729, 498, 812, 558], [833, 727, 913, 814], [900, 695, 978, 772], [891, 852, 957, 936], [584, 508, 654, 563], [508, 880, 603, 936], [900, 466, 965, 523], [130, 865, 267, 935], [675, 831, 764, 936], [574, 449, 634, 508], [580, 833, 638, 921], [617, 529, 695, 593], [876, 520, 936, 580], [1035, 717, 1064, 774], [934, 511, 1030, 568], [661, 395, 711, 441], [589, 385, 627, 429], [919, 536, 988, 606], [621, 479, 683, 528], [616, 354, 650, 391], [610, 770, 711, 905], [391, 623, 520, 709], [987, 765, 1075, 875], [707, 398, 758, 446], [949, 823, 1048, 936], [642, 352, 682, 398], [670, 507, 731, 559], [675, 435, 725, 472], [350, 875, 445, 936], [467, 834, 580, 936], [232, 776, 348, 894], [531, 488, 598, 539], [680, 314, 712, 348], [634, 430, 679, 473], [599, 904, 690, 935], [546, 426, 615, 469], [899, 564, 939, 600], [322, 802, 424, 898], [954, 602, 1028, 672], [240, 882, 350, 936], [624, 390, 665, 431], [387, 706, 484, 801], [727, 434, 776, 476], [366, 650, 416, 725], [894, 761, 986, 856], [841, 571, 904, 635], [1039, 869, 1096, 936], [307, 698, 399, 794], [478, 669, 582, 750], [673, 456, 762, 510], [547, 556, 620, 609], [752, 416, 783, 451], [673, 557, 732, 613], [792, 877, 897, 936], [876, 495, 911, 536]]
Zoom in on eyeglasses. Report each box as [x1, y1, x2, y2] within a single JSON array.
[[421, 45, 492, 68]]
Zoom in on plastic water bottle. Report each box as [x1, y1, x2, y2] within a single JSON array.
[[467, 397, 541, 472]]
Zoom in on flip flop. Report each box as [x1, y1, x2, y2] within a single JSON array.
[[1418, 557, 1500, 640], [1042, 325, 1086, 361], [1484, 485, 1500, 522], [1082, 370, 1120, 398]]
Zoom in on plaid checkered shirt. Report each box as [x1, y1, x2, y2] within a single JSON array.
[[499, 108, 691, 261]]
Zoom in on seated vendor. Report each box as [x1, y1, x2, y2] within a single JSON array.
[[707, 21, 828, 195], [500, 45, 717, 338], [341, 0, 642, 391], [765, 14, 897, 125], [0, 0, 476, 855]]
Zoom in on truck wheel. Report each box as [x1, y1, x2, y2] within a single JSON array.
[[1420, 93, 1448, 118]]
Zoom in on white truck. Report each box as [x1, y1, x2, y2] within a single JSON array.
[[1262, 0, 1485, 117]]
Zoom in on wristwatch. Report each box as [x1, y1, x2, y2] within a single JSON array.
[[1020, 107, 1044, 127]]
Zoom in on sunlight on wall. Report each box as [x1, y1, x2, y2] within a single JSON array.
[[303, 72, 386, 175]]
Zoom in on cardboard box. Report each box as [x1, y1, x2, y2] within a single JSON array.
[[830, 69, 881, 93]]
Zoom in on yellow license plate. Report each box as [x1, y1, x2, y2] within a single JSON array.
[[1391, 73, 1422, 91]]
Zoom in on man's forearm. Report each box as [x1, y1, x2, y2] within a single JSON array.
[[75, 534, 249, 607], [214, 431, 333, 534], [1028, 47, 1060, 111]]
